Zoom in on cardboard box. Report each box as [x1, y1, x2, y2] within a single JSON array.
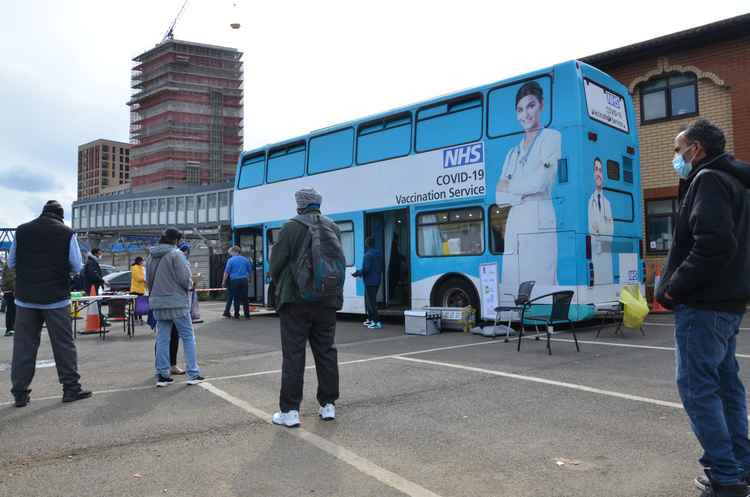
[[423, 306, 476, 332]]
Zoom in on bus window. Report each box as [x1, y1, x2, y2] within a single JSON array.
[[417, 207, 484, 257], [604, 188, 634, 222], [488, 205, 511, 254], [238, 154, 265, 188], [309, 128, 354, 174], [415, 94, 482, 153], [267, 228, 281, 261], [623, 156, 633, 183], [488, 76, 552, 137], [267, 143, 305, 183], [607, 160, 620, 181], [356, 113, 411, 164], [335, 221, 355, 266], [583, 78, 630, 133]]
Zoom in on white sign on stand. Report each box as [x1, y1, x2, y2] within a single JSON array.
[[479, 263, 499, 319]]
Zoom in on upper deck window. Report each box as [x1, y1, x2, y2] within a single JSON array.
[[356, 113, 412, 164], [488, 76, 553, 137], [238, 153, 265, 188], [584, 78, 629, 133], [308, 128, 353, 174], [415, 94, 482, 153], [640, 73, 697, 124], [267, 142, 306, 183]]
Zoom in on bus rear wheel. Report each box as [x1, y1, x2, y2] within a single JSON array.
[[432, 277, 479, 314]]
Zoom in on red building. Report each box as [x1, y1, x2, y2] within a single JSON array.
[[128, 39, 243, 191]]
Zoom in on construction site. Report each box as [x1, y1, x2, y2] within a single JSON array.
[[127, 38, 244, 191]]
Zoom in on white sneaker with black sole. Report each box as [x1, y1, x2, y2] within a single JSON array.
[[319, 403, 335, 420], [156, 375, 173, 387], [187, 376, 205, 385], [272, 410, 300, 427]]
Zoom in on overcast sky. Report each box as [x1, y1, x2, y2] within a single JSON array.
[[0, 0, 747, 228]]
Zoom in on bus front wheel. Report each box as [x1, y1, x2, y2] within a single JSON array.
[[432, 277, 479, 314]]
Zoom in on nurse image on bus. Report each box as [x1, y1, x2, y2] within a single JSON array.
[[588, 157, 614, 284], [495, 81, 561, 289]]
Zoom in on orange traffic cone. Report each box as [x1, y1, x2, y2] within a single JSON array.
[[82, 285, 101, 334], [651, 266, 669, 313]]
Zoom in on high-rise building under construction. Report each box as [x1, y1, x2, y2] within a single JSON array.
[[128, 39, 243, 191]]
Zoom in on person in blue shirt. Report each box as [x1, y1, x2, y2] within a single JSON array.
[[354, 237, 383, 329], [8, 200, 92, 407], [222, 245, 251, 319]]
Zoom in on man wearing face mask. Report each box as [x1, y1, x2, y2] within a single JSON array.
[[655, 120, 750, 497]]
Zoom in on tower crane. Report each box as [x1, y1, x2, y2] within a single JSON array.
[[163, 0, 190, 42]]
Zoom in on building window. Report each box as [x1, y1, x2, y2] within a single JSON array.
[[640, 73, 697, 124], [416, 207, 484, 257], [646, 198, 677, 253]]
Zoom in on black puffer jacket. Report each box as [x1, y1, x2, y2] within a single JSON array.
[[656, 153, 750, 313]]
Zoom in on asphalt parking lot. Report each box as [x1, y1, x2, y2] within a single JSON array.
[[0, 303, 746, 497]]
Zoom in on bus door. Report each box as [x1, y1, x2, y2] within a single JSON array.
[[364, 209, 410, 308], [237, 227, 264, 303]]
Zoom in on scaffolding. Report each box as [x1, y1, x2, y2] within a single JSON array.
[[127, 39, 242, 191]]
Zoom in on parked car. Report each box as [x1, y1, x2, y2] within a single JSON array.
[[100, 264, 116, 277], [103, 271, 131, 292]]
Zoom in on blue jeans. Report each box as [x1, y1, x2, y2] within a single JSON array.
[[155, 312, 200, 380], [675, 304, 750, 485]]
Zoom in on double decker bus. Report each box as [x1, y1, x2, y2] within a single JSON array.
[[233, 60, 644, 321]]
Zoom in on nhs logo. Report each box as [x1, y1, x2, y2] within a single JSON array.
[[443, 143, 483, 168]]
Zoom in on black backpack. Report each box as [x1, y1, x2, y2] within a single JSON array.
[[291, 213, 345, 302]]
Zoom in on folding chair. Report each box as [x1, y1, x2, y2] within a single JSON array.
[[493, 281, 535, 342], [518, 290, 578, 355]]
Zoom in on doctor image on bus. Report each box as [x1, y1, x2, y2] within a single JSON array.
[[495, 80, 561, 290], [588, 157, 614, 284]]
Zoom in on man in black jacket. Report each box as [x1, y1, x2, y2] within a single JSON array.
[[83, 248, 104, 294], [656, 120, 750, 497], [9, 201, 92, 407]]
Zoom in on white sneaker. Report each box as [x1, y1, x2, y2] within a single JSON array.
[[319, 403, 336, 420], [272, 410, 300, 428], [363, 320, 372, 326]]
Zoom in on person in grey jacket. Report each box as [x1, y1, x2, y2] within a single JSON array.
[[146, 228, 204, 387]]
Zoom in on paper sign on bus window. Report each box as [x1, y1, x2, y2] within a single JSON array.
[[584, 79, 629, 133]]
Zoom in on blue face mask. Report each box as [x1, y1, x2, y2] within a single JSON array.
[[672, 143, 695, 179]]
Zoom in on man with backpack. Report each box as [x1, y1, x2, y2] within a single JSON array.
[[269, 188, 345, 428]]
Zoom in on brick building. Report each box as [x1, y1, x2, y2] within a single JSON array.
[[77, 139, 131, 199], [583, 13, 750, 291], [127, 39, 243, 191]]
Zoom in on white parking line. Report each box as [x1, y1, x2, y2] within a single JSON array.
[[200, 382, 445, 497], [549, 337, 750, 359], [644, 321, 750, 332], [394, 356, 684, 410]]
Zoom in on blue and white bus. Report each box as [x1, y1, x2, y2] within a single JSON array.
[[233, 60, 644, 321]]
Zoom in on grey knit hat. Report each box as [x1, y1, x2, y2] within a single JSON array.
[[294, 188, 322, 210]]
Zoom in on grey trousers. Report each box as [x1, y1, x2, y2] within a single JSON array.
[[11, 305, 82, 397]]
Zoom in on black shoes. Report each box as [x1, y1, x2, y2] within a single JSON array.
[[156, 375, 174, 387], [14, 390, 31, 408], [62, 389, 93, 403], [222, 313, 232, 318], [696, 470, 750, 497]]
